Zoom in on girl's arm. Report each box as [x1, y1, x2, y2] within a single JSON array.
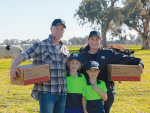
[[92, 86, 107, 101], [82, 96, 88, 113]]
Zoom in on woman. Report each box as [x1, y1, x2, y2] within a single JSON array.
[[79, 31, 144, 113]]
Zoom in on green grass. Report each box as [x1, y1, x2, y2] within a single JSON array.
[[111, 45, 150, 113], [0, 44, 150, 113]]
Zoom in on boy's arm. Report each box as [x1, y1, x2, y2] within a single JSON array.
[[82, 96, 88, 113], [92, 86, 107, 101]]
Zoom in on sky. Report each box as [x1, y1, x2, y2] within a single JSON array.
[[0, 0, 136, 44], [0, 0, 93, 43]]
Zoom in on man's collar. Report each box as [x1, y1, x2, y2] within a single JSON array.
[[48, 34, 63, 45], [87, 79, 100, 85]]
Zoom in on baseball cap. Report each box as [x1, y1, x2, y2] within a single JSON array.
[[68, 53, 81, 62], [51, 19, 66, 28], [86, 61, 100, 70], [89, 31, 101, 39]]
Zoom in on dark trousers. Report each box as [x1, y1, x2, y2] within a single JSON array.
[[104, 81, 115, 113]]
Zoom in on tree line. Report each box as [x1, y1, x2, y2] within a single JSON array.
[[1, 34, 143, 45], [1, 39, 40, 45], [74, 0, 150, 49]]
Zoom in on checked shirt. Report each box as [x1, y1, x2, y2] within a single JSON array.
[[20, 34, 69, 100]]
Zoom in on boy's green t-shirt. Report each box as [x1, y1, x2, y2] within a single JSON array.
[[83, 79, 107, 100]]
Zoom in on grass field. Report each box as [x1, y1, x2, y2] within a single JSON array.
[[0, 44, 150, 113]]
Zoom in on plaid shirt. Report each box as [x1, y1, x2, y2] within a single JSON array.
[[20, 34, 69, 100]]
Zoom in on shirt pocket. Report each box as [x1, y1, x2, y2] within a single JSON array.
[[42, 50, 55, 64]]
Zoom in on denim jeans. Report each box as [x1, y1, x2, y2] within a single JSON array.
[[39, 93, 67, 113]]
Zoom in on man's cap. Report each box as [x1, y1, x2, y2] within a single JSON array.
[[68, 53, 81, 62], [89, 31, 101, 39], [51, 19, 66, 28], [86, 61, 100, 70]]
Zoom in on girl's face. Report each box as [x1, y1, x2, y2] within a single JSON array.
[[88, 35, 101, 50], [68, 59, 81, 72], [86, 68, 100, 79]]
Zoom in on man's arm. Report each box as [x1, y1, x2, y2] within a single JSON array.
[[10, 54, 24, 80], [10, 42, 41, 80]]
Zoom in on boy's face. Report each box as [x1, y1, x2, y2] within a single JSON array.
[[86, 68, 100, 79], [68, 59, 81, 72]]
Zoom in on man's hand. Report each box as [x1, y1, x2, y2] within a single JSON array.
[[10, 65, 20, 80], [9, 54, 24, 80]]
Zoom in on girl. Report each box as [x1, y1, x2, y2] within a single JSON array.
[[65, 52, 86, 113]]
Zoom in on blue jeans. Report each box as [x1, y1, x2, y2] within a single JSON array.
[[39, 93, 67, 113]]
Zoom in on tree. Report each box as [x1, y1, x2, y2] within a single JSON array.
[[122, 0, 150, 49], [9, 39, 19, 45], [3, 39, 10, 45], [62, 40, 68, 45], [68, 36, 88, 45], [135, 35, 142, 44], [30, 39, 40, 44], [129, 34, 136, 43], [74, 0, 123, 47]]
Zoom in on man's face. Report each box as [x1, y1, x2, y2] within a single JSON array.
[[50, 24, 65, 40]]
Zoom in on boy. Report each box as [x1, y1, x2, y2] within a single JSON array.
[[82, 61, 107, 113], [65, 53, 86, 113]]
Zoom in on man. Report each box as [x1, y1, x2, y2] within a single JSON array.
[[10, 19, 69, 113]]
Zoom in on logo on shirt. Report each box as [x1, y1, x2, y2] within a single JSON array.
[[101, 56, 105, 59]]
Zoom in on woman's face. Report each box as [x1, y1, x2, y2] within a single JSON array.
[[88, 35, 101, 50]]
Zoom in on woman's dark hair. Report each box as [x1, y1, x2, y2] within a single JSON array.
[[79, 43, 90, 54]]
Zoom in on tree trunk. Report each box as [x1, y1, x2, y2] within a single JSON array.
[[141, 38, 149, 49], [101, 28, 108, 48]]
